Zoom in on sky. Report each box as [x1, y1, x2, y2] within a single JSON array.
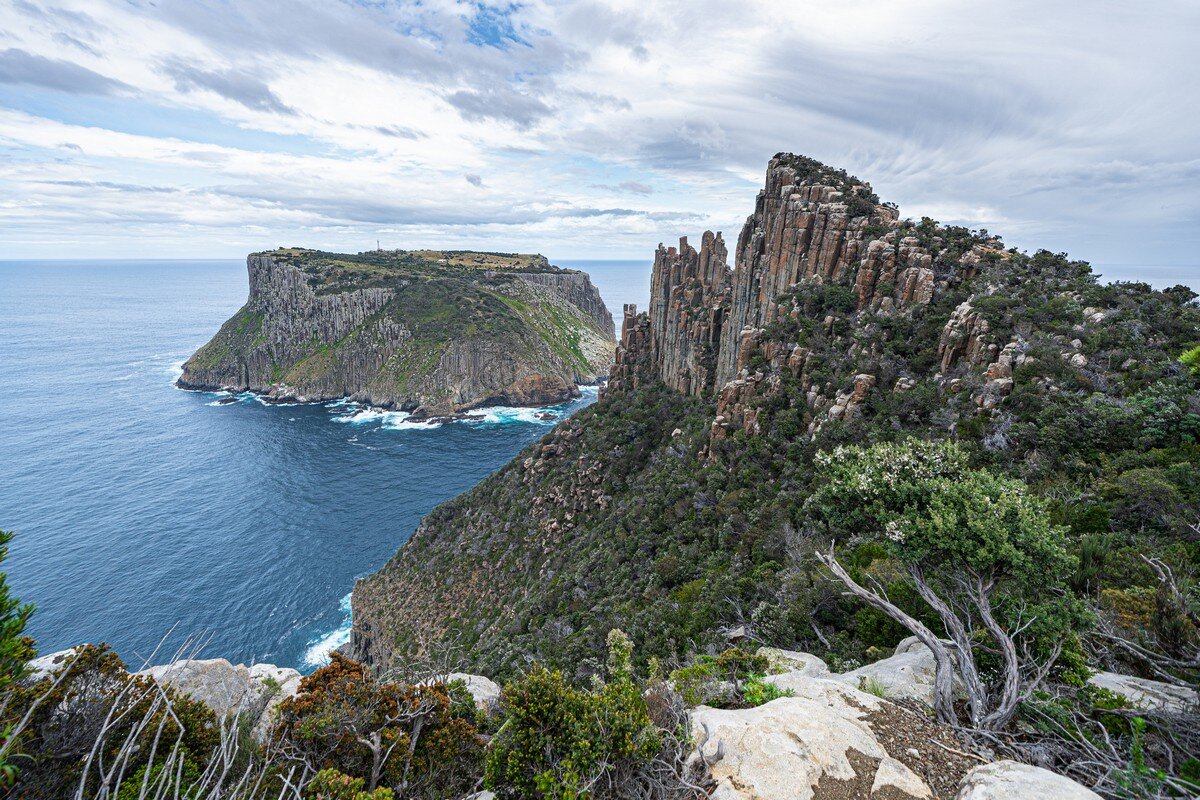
[[0, 0, 1197, 286]]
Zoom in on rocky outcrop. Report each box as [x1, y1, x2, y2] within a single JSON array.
[[27, 649, 302, 743], [835, 635, 951, 706], [687, 668, 1037, 800], [609, 232, 729, 397], [138, 658, 303, 742], [715, 164, 905, 389], [695, 663, 1103, 800], [608, 153, 1014, 436], [428, 672, 503, 717], [954, 760, 1102, 799], [690, 682, 934, 800], [1087, 671, 1198, 714], [179, 250, 615, 416]]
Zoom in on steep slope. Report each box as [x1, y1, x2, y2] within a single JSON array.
[[178, 248, 615, 415], [350, 154, 1200, 678]]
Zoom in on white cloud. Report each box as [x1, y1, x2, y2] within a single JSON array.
[[0, 0, 1195, 286]]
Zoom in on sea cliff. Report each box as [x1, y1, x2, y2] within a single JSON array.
[[348, 153, 1199, 681], [178, 249, 615, 415]]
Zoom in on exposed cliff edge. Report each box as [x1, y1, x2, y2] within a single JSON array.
[[348, 152, 1199, 690], [23, 639, 1126, 798], [178, 248, 615, 416]]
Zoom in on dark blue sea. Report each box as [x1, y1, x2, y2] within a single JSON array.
[[0, 258, 649, 672]]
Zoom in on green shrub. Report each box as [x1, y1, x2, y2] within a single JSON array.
[[485, 630, 663, 799], [669, 648, 770, 708], [741, 676, 793, 707], [307, 768, 395, 800]]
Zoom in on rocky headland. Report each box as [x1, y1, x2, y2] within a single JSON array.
[[178, 248, 615, 416], [342, 153, 1198, 795]]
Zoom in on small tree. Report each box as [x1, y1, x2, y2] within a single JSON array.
[[0, 530, 36, 787], [808, 440, 1090, 730], [0, 531, 35, 693]]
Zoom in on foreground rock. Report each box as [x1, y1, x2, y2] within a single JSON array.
[[692, 668, 1105, 800], [138, 659, 303, 742], [424, 672, 502, 716], [690, 678, 937, 799], [954, 760, 1102, 799], [835, 635, 951, 705], [27, 649, 302, 743]]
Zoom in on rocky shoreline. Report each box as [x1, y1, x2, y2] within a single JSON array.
[[180, 380, 604, 423], [177, 249, 615, 416]]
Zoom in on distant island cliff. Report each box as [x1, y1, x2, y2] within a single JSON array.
[[177, 248, 616, 415]]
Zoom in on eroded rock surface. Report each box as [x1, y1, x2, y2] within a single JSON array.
[[690, 679, 933, 800], [835, 636, 950, 705], [138, 658, 302, 742], [954, 760, 1101, 799], [1087, 671, 1198, 714]]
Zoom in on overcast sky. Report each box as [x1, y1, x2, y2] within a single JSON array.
[[0, 0, 1197, 285]]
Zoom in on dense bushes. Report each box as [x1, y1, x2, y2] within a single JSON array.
[[274, 653, 483, 798], [0, 622, 705, 799], [485, 630, 682, 798]]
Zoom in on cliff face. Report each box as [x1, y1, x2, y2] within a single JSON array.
[[178, 250, 615, 415], [514, 271, 616, 339], [609, 153, 1000, 440], [347, 153, 1200, 681]]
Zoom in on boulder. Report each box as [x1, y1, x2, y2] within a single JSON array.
[[955, 760, 1100, 799], [1087, 671, 1198, 714], [690, 678, 932, 799], [444, 672, 503, 716], [25, 647, 80, 682], [138, 658, 302, 743], [836, 636, 947, 704], [757, 647, 830, 676]]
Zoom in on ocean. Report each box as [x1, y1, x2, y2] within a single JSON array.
[[0, 258, 650, 672]]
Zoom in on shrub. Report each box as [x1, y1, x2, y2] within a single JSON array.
[[741, 676, 793, 707], [810, 439, 1092, 730], [3, 644, 219, 799], [669, 648, 769, 708], [485, 630, 676, 799], [275, 653, 483, 799]]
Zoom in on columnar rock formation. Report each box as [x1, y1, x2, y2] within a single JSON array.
[[608, 152, 1007, 434]]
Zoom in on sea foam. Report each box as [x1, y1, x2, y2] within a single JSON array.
[[301, 591, 353, 669]]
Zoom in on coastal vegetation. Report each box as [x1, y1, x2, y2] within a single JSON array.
[[347, 155, 1200, 794], [3, 154, 1198, 798]]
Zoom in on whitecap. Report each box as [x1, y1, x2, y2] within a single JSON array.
[[331, 406, 393, 424], [462, 404, 562, 426], [382, 415, 442, 431], [301, 592, 352, 670], [331, 405, 441, 430]]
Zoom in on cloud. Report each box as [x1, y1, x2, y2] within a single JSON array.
[[159, 59, 293, 114], [445, 87, 552, 128], [0, 48, 126, 94], [592, 181, 653, 195], [0, 0, 1195, 278], [372, 125, 424, 140]]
